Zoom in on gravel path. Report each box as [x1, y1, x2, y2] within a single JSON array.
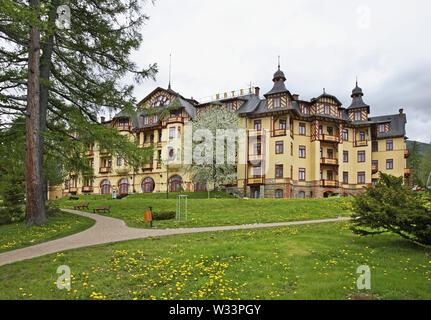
[[0, 209, 351, 267]]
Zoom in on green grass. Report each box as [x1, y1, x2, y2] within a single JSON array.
[[0, 221, 430, 300], [54, 194, 352, 229], [0, 211, 95, 253]]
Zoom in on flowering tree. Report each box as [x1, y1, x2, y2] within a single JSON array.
[[182, 105, 244, 192]]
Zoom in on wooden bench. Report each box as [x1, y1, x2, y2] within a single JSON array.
[[93, 205, 110, 214], [69, 196, 79, 200], [74, 202, 89, 210]]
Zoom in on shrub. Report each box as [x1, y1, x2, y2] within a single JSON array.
[[350, 172, 431, 246], [46, 201, 62, 217], [0, 176, 25, 225], [152, 211, 176, 221]]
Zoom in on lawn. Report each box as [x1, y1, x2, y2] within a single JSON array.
[[0, 221, 430, 300], [0, 211, 95, 254], [54, 193, 352, 229]]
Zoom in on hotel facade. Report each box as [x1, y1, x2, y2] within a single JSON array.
[[49, 67, 410, 199]]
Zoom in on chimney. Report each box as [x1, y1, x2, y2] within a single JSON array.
[[255, 87, 260, 96], [101, 116, 105, 123], [293, 94, 299, 100], [399, 108, 404, 115]]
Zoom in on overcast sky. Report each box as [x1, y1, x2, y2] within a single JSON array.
[[126, 0, 431, 143]]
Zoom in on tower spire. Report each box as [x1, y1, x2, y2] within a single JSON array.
[[278, 55, 280, 71]]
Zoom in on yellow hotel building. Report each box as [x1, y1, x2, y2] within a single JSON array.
[[50, 66, 410, 199]]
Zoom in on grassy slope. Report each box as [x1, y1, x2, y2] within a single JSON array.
[[0, 221, 430, 300], [0, 211, 95, 253], [55, 193, 351, 229]]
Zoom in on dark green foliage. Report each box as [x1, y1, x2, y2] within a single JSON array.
[[152, 211, 176, 221], [350, 172, 431, 245], [0, 175, 25, 225]]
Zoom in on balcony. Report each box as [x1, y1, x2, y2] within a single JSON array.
[[404, 168, 411, 178], [354, 140, 368, 147], [85, 150, 94, 157], [248, 129, 263, 137], [82, 186, 94, 193], [99, 167, 111, 174], [69, 187, 78, 193], [157, 142, 162, 148], [163, 117, 184, 125], [320, 158, 338, 165], [99, 149, 110, 155], [319, 134, 339, 143], [320, 180, 339, 187], [404, 149, 410, 158], [271, 129, 286, 137], [118, 125, 130, 132], [142, 163, 154, 171], [248, 176, 264, 185], [248, 153, 264, 162], [372, 165, 378, 174], [116, 167, 130, 175]]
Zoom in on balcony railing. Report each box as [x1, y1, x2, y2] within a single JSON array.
[[163, 117, 184, 125], [69, 187, 78, 193], [117, 125, 130, 132], [248, 154, 264, 162], [319, 134, 339, 143], [82, 186, 94, 193], [99, 167, 111, 174], [320, 158, 338, 165], [248, 176, 264, 185], [99, 149, 110, 155], [142, 163, 154, 170], [271, 129, 286, 137], [157, 142, 162, 148], [320, 180, 339, 187], [248, 129, 262, 137], [354, 140, 368, 147], [116, 167, 130, 175], [404, 168, 411, 177], [404, 149, 410, 158]]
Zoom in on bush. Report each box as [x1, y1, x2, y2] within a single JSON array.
[[152, 211, 176, 221], [46, 201, 62, 217], [350, 172, 431, 246], [0, 176, 25, 225]]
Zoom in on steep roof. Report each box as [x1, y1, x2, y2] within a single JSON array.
[[369, 113, 407, 138]]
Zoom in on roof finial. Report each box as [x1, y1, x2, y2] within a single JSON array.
[[356, 76, 358, 87], [278, 55, 280, 71], [323, 88, 326, 94], [168, 53, 172, 90]]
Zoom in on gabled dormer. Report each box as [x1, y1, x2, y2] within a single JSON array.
[[347, 82, 370, 122], [310, 89, 342, 117], [264, 66, 293, 109]]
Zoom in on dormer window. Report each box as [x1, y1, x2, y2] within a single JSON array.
[[378, 124, 385, 133], [273, 97, 281, 108], [226, 102, 233, 111], [118, 118, 129, 127], [354, 111, 361, 121], [324, 105, 330, 115], [303, 105, 310, 114]]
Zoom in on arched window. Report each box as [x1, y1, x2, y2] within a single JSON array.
[[118, 178, 129, 195], [194, 182, 207, 192], [100, 180, 111, 195], [169, 175, 182, 192], [142, 177, 155, 193], [275, 189, 283, 198], [298, 191, 305, 199]]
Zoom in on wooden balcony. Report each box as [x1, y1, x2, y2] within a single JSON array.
[[163, 117, 184, 125], [319, 134, 339, 143], [320, 158, 338, 165], [404, 168, 411, 178], [99, 167, 111, 174], [69, 187, 78, 193], [372, 165, 378, 174], [118, 125, 130, 132], [404, 149, 410, 158], [82, 186, 94, 193], [271, 129, 286, 137], [354, 140, 368, 147], [320, 180, 339, 187], [99, 149, 110, 155], [85, 150, 94, 157], [248, 176, 264, 185], [157, 142, 162, 148]]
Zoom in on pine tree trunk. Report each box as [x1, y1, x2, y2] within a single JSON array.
[[26, 0, 47, 225]]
